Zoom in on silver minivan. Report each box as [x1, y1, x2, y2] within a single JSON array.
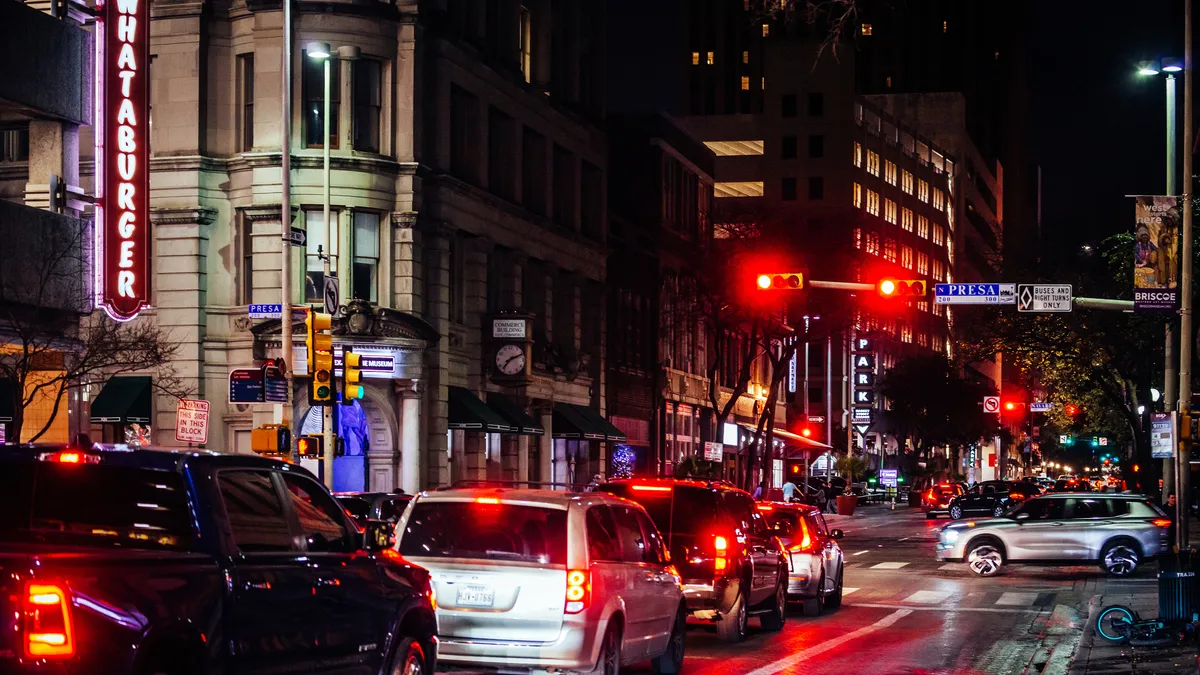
[[394, 488, 686, 674]]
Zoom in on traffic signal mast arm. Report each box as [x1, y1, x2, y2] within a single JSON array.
[[803, 281, 1135, 311]]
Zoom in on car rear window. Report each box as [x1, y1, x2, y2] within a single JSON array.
[[337, 496, 372, 519], [766, 511, 800, 536], [398, 500, 567, 565], [1130, 500, 1167, 517], [597, 484, 718, 538], [0, 461, 195, 551]]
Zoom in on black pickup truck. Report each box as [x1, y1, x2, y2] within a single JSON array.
[[0, 444, 437, 674]]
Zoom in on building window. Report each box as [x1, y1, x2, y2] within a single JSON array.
[[781, 135, 797, 159], [761, 77, 766, 90], [865, 231, 880, 255], [762, 23, 770, 37], [853, 182, 862, 208], [707, 51, 715, 65], [933, 259, 946, 282], [743, 50, 749, 64], [522, 127, 548, 215], [883, 237, 897, 262], [808, 134, 824, 158], [450, 85, 480, 184], [866, 189, 879, 216], [866, 150, 880, 176], [901, 207, 913, 232], [740, 76, 750, 91], [861, 23, 873, 35], [901, 169, 914, 194], [884, 199, 897, 224], [943, 20, 948, 33], [782, 94, 797, 117], [933, 223, 945, 246], [303, 51, 339, 148], [352, 58, 382, 152], [714, 181, 764, 197], [0, 125, 30, 163], [780, 177, 797, 201], [808, 92, 824, 116], [901, 245, 913, 269], [884, 160, 897, 185], [932, 188, 945, 211], [917, 215, 930, 239], [917, 252, 929, 275], [519, 5, 533, 82], [552, 145, 576, 227], [488, 107, 517, 201], [239, 213, 253, 303], [692, 51, 700, 65], [304, 209, 338, 303], [237, 53, 254, 152], [352, 212, 380, 302], [808, 176, 824, 200], [853, 142, 863, 167], [917, 178, 929, 203], [886, 76, 893, 88]]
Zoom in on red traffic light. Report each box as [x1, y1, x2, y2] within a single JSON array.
[[756, 272, 804, 290], [1066, 404, 1079, 416], [801, 427, 813, 438], [877, 278, 926, 297], [1005, 401, 1017, 411]]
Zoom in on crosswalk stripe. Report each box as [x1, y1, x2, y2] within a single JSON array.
[[904, 590, 952, 604], [853, 550, 869, 556], [843, 587, 860, 595], [870, 562, 910, 570], [996, 592, 1038, 606]]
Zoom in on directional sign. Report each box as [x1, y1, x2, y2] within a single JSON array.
[[853, 424, 871, 436], [879, 469, 898, 488], [1151, 412, 1176, 459], [983, 396, 1000, 414], [229, 368, 265, 403], [1060, 434, 1069, 444], [1017, 284, 1073, 313], [934, 283, 1016, 305], [1030, 402, 1053, 412], [807, 415, 826, 423], [324, 276, 340, 316], [248, 303, 284, 319], [289, 227, 307, 247], [852, 408, 873, 423]]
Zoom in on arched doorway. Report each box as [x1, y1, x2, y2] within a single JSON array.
[[298, 387, 396, 493]]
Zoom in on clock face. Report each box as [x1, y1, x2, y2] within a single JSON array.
[[495, 344, 526, 376]]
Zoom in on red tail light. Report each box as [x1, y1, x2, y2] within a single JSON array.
[[1154, 519, 1173, 528], [788, 517, 815, 553], [631, 484, 672, 492], [565, 569, 590, 613], [713, 534, 729, 572], [925, 490, 935, 502], [22, 582, 75, 659]]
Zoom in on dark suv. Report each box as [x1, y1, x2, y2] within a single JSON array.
[[599, 479, 788, 643], [947, 480, 1041, 519]]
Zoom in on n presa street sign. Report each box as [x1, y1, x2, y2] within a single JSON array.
[[1030, 402, 1053, 412], [934, 283, 1017, 305], [1017, 284, 1073, 313]]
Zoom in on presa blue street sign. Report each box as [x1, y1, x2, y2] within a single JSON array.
[[248, 303, 283, 319], [934, 283, 1017, 305], [1030, 402, 1053, 412]]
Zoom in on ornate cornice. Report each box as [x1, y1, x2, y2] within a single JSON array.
[[240, 205, 285, 223], [150, 207, 218, 227], [391, 211, 419, 228]]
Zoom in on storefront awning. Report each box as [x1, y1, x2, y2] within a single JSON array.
[[0, 379, 14, 422], [487, 392, 544, 435], [448, 386, 513, 432], [90, 376, 152, 424], [552, 403, 627, 442]]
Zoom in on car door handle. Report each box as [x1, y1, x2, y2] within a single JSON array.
[[315, 577, 342, 587], [243, 581, 272, 591]]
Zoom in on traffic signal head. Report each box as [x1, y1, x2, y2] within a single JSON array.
[[1005, 401, 1016, 411], [876, 278, 926, 298], [305, 310, 335, 405], [756, 273, 804, 290], [296, 434, 324, 458], [1066, 404, 1079, 417], [801, 427, 813, 438], [342, 349, 365, 402]]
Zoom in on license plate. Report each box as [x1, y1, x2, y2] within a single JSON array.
[[456, 585, 495, 608]]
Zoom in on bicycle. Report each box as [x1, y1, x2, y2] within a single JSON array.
[[1095, 604, 1200, 647]]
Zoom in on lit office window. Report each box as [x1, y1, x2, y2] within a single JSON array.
[[741, 76, 750, 91], [861, 23, 873, 35], [692, 52, 700, 65]]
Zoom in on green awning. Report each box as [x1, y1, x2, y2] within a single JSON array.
[[487, 392, 544, 435], [0, 379, 14, 422], [90, 376, 152, 424], [448, 386, 513, 432], [552, 403, 626, 442]]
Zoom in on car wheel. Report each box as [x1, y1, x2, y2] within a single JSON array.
[[802, 573, 824, 617], [651, 608, 686, 674], [967, 540, 1003, 577], [1101, 540, 1141, 577], [949, 504, 963, 520], [592, 623, 622, 675], [716, 591, 748, 643], [992, 504, 1005, 517], [823, 564, 844, 610], [759, 577, 787, 631], [387, 638, 427, 675]]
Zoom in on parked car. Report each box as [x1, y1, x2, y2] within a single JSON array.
[[0, 443, 437, 674], [335, 490, 413, 527], [936, 493, 1171, 577], [598, 479, 788, 643], [394, 487, 687, 674], [923, 482, 967, 519], [946, 480, 1040, 519], [757, 502, 845, 616]]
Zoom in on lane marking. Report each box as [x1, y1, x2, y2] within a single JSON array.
[[996, 592, 1038, 606], [843, 587, 859, 595], [904, 590, 952, 604], [898, 536, 914, 541], [846, 602, 1043, 614], [853, 550, 870, 556], [744, 609, 913, 675], [870, 562, 910, 570]]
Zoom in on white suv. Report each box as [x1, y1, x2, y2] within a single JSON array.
[[394, 488, 686, 675]]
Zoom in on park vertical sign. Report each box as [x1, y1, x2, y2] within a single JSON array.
[[1133, 196, 1180, 313], [95, 0, 151, 321]]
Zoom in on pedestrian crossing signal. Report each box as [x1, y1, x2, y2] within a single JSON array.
[[296, 434, 324, 458]]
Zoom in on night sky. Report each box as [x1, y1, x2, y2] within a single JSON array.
[[1034, 1, 1186, 256]]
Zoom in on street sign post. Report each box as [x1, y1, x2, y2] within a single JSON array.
[[175, 399, 210, 444], [1017, 284, 1073, 313], [324, 276, 340, 316], [934, 283, 1017, 305], [983, 396, 1000, 414], [1030, 402, 1053, 412]]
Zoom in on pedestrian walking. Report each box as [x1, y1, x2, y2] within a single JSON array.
[[782, 479, 797, 503], [815, 482, 828, 512], [752, 481, 765, 499]]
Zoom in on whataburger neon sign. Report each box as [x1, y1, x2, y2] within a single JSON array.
[[95, 0, 150, 321]]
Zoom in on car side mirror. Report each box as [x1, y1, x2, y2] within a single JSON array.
[[830, 529, 844, 539], [362, 519, 395, 552]]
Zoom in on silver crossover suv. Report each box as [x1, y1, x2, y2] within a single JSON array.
[[394, 488, 687, 674], [936, 493, 1171, 577]]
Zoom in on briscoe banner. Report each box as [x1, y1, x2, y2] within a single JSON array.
[[1133, 195, 1180, 313], [96, 0, 151, 321]]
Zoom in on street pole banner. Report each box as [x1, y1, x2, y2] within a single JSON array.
[[1133, 195, 1181, 312]]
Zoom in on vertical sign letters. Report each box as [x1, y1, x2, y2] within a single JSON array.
[[97, 0, 150, 320]]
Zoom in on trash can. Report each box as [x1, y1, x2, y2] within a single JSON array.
[[1158, 550, 1200, 621]]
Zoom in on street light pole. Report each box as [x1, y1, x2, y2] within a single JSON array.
[[1178, 0, 1194, 549], [308, 41, 335, 489], [1166, 70, 1178, 500], [279, 0, 294, 441]]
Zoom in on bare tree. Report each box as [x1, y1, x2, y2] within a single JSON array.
[[0, 204, 186, 441], [754, 0, 861, 61]]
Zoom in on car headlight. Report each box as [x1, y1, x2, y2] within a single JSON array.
[[942, 529, 960, 543]]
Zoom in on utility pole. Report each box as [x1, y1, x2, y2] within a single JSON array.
[[278, 0, 294, 440], [1165, 67, 1179, 500], [320, 53, 335, 489], [1177, 0, 1194, 550]]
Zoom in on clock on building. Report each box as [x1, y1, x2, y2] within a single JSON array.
[[495, 344, 526, 376]]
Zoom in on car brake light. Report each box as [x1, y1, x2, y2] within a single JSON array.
[[757, 505, 774, 511], [714, 535, 728, 552], [713, 534, 729, 572], [23, 583, 75, 658], [565, 569, 590, 613], [1154, 519, 1173, 528], [37, 451, 99, 465], [1009, 492, 1022, 500], [475, 497, 500, 504], [631, 485, 672, 492], [789, 517, 815, 552]]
